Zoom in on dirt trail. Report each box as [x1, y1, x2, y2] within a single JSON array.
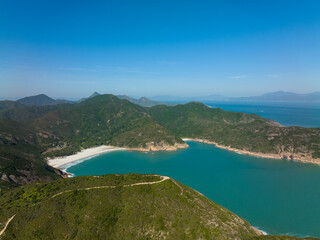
[[0, 215, 15, 237], [52, 175, 170, 198], [0, 175, 171, 237]]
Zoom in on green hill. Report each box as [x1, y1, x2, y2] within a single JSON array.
[[0, 94, 319, 189], [32, 94, 186, 158], [0, 95, 186, 189], [147, 102, 320, 161], [0, 173, 313, 240], [0, 104, 68, 122]]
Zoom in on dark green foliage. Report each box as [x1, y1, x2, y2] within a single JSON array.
[[0, 104, 68, 122], [33, 94, 182, 154], [0, 119, 62, 190], [0, 95, 319, 190], [0, 95, 184, 188], [147, 102, 320, 158]]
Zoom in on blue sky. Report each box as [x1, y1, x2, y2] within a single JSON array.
[[1, 0, 319, 99]]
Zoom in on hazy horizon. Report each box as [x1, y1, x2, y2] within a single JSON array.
[[1, 1, 320, 99], [1, 90, 320, 102]]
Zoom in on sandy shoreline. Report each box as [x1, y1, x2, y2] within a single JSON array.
[[47, 146, 126, 169], [48, 138, 320, 173], [47, 143, 187, 174], [182, 138, 320, 166]]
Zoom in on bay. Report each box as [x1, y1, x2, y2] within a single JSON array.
[[67, 141, 320, 238]]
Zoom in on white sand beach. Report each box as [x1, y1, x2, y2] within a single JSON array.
[[47, 145, 126, 169]]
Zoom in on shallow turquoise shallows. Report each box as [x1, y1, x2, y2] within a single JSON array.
[[67, 141, 320, 238]]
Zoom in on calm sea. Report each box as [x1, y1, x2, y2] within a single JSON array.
[[67, 141, 320, 238], [203, 101, 320, 128]]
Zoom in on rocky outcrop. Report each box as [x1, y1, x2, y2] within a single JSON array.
[[128, 141, 189, 152], [184, 138, 320, 165]]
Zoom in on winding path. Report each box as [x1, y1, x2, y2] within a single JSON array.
[[52, 175, 170, 198], [0, 176, 170, 237], [0, 215, 15, 237]]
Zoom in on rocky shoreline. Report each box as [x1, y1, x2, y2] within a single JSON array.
[[128, 142, 189, 152], [182, 138, 320, 166]]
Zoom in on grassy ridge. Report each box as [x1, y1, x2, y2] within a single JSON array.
[[0, 174, 315, 240], [0, 174, 264, 239]]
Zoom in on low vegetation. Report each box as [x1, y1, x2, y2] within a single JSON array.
[[0, 174, 314, 240]]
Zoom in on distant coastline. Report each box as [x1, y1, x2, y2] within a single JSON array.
[[182, 138, 320, 166]]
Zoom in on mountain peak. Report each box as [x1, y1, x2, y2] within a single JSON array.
[[17, 94, 56, 106], [89, 92, 101, 98]]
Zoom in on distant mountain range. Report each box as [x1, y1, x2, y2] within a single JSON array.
[[1, 91, 319, 110], [150, 91, 320, 102], [80, 92, 175, 107], [3, 92, 170, 108], [234, 91, 320, 102], [117, 94, 175, 107]]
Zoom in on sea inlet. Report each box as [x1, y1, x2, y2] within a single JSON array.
[[67, 141, 320, 238]]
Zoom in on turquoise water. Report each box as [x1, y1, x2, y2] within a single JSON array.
[[67, 141, 320, 237]]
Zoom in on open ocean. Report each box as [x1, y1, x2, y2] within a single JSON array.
[[203, 101, 320, 128], [66, 102, 320, 237]]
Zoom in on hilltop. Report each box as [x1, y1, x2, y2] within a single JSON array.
[[17, 94, 59, 106], [0, 173, 314, 240]]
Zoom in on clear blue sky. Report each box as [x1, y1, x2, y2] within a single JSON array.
[[1, 0, 319, 99]]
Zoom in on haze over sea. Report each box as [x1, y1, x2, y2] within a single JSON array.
[[195, 101, 320, 128]]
